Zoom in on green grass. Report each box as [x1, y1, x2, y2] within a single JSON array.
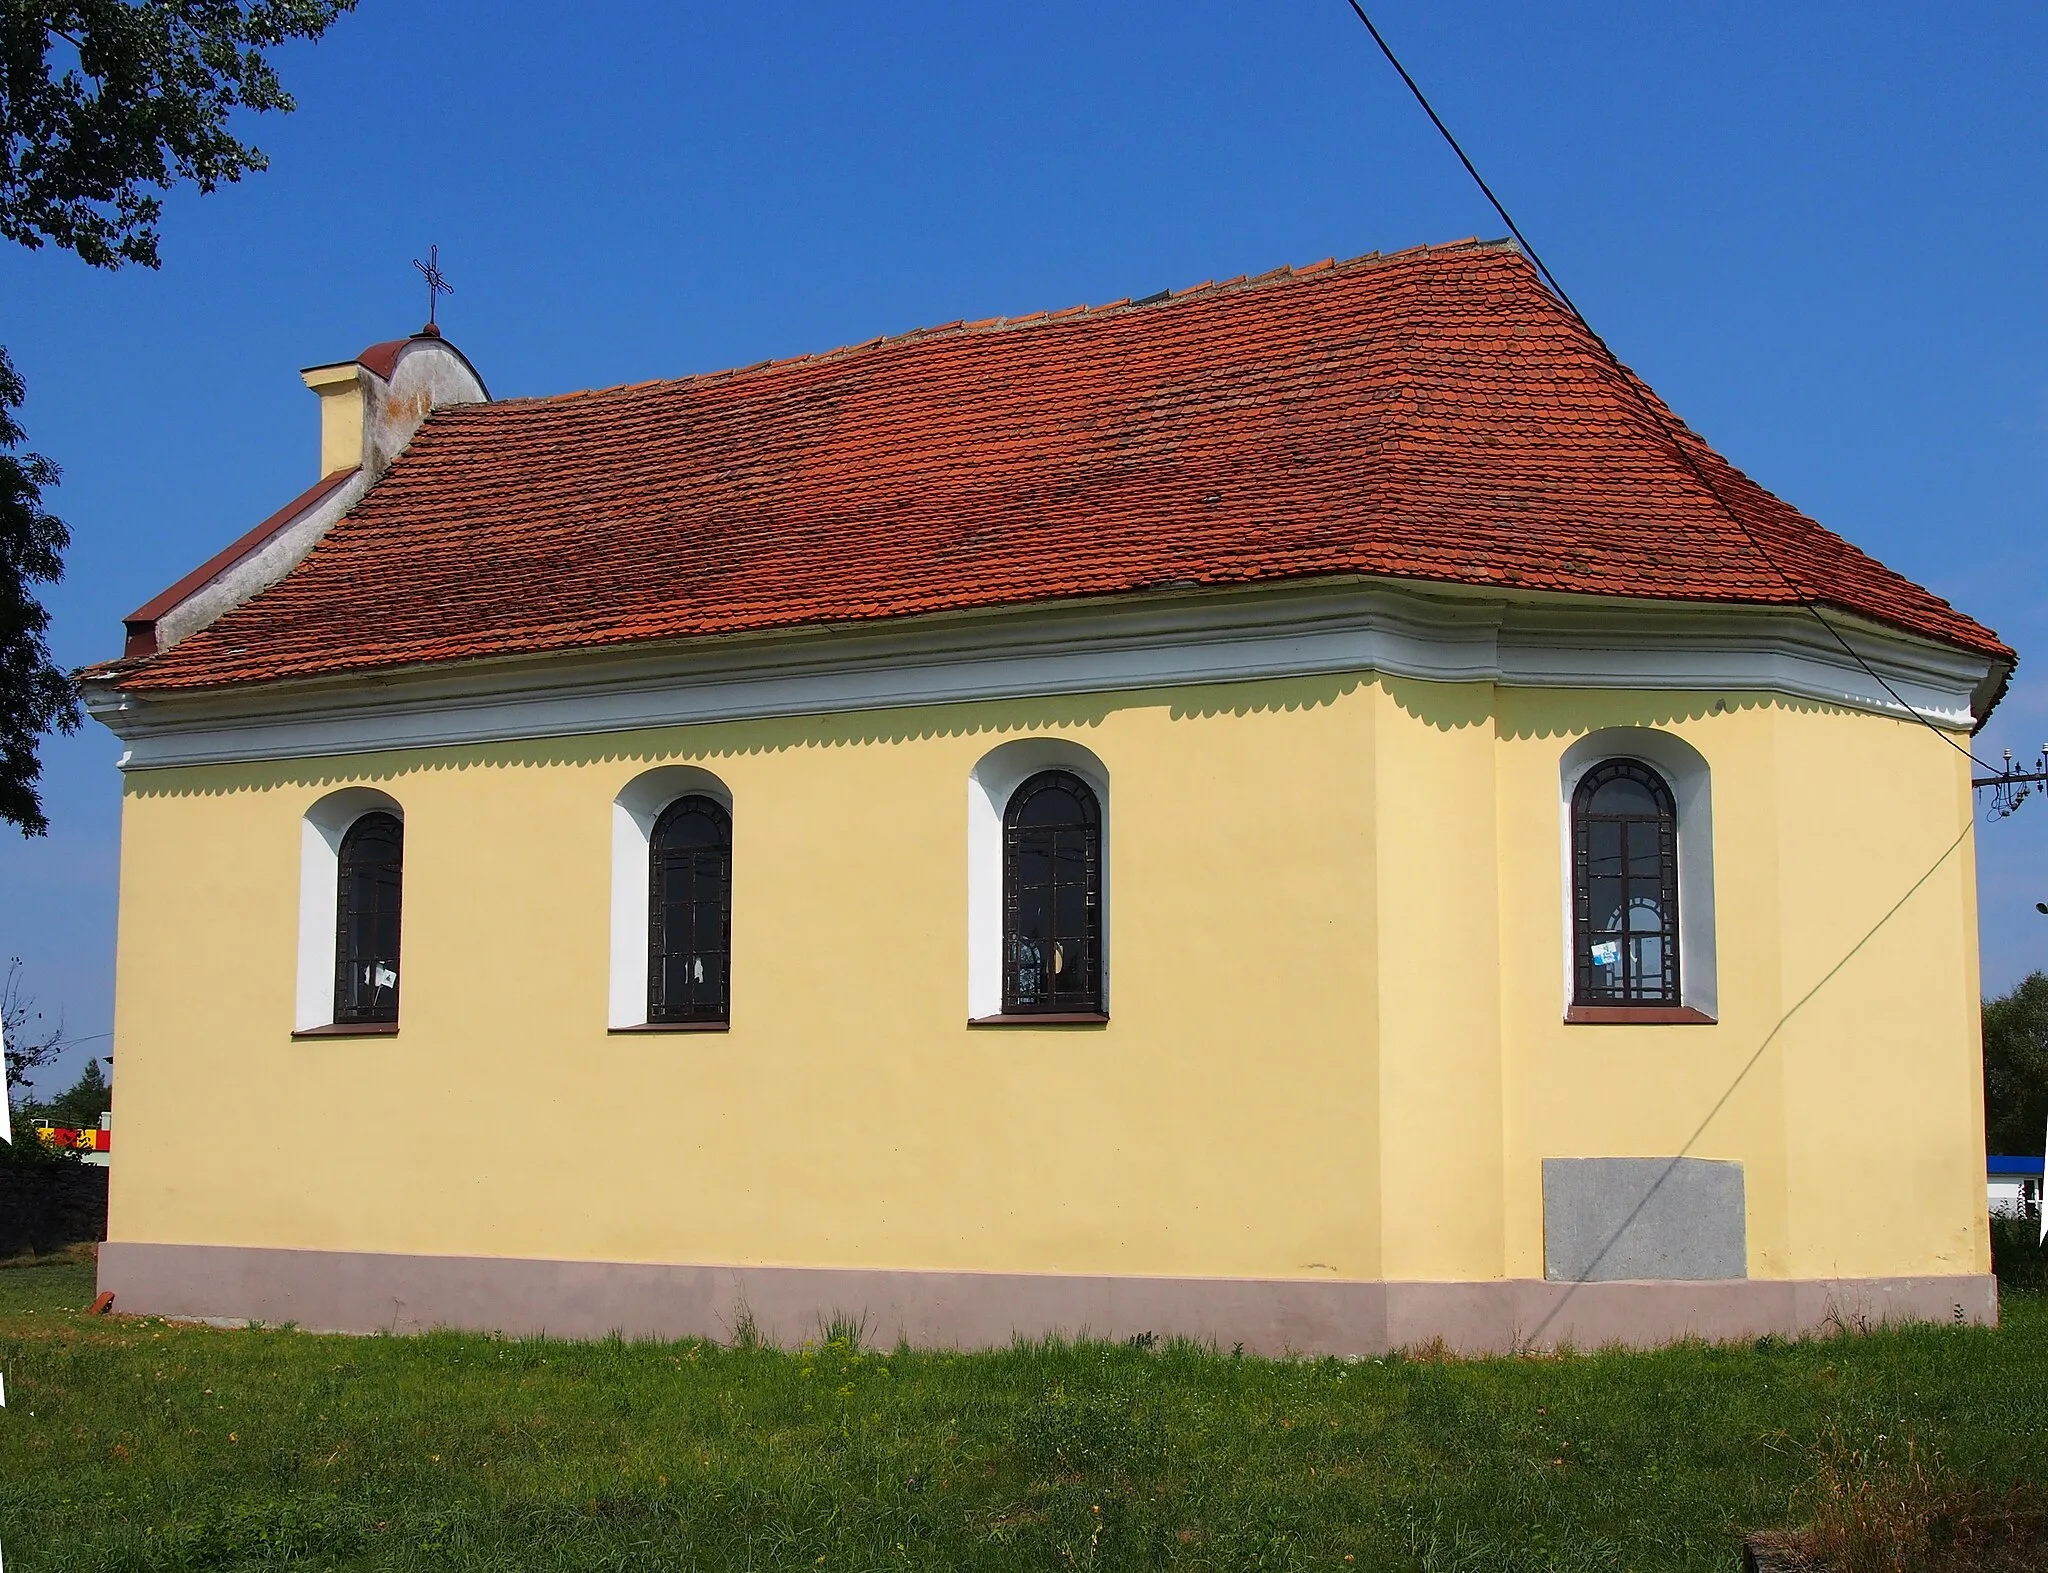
[[1990, 1215, 2048, 1292], [3, 1259, 2047, 1572], [0, 1252, 100, 1314]]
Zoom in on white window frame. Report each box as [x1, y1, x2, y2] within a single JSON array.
[[610, 765, 734, 1028], [1558, 727, 1717, 1019], [297, 787, 405, 1032], [967, 738, 1111, 1021]]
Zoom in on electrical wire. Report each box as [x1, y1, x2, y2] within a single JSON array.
[[1522, 812, 1975, 1348], [1340, 0, 2000, 776]]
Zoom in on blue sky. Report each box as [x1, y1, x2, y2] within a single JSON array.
[[3, 0, 2046, 1094]]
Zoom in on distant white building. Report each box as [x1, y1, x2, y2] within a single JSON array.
[[1988, 1156, 2043, 1219]]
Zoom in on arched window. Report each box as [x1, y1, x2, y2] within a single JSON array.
[[1572, 759, 1680, 1005], [334, 812, 403, 1024], [649, 795, 732, 1024], [1003, 770, 1102, 1015]]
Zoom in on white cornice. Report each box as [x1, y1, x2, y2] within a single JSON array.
[[83, 578, 2001, 771]]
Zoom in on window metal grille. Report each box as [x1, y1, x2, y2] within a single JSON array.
[[1571, 758, 1680, 1005], [649, 795, 732, 1024], [334, 812, 403, 1023], [1002, 770, 1102, 1014]]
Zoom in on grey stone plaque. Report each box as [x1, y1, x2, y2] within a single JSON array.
[[1543, 1157, 1746, 1282]]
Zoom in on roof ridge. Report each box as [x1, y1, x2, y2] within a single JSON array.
[[1549, 310, 1846, 607], [479, 237, 1516, 411]]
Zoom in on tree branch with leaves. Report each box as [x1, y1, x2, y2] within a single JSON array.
[[1984, 971, 2048, 1158], [0, 0, 356, 834], [0, 346, 78, 832], [2, 953, 67, 1104]]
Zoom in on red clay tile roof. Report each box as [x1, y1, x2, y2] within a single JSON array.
[[112, 238, 2009, 692]]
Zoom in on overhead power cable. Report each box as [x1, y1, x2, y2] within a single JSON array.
[[1340, 1, 1998, 776]]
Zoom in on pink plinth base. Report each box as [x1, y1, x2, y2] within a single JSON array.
[[96, 1243, 1996, 1355]]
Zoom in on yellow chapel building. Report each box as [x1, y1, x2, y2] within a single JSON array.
[[83, 240, 2012, 1353]]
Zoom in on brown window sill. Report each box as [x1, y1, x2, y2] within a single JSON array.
[[292, 1022, 399, 1038], [609, 1021, 730, 1034], [1566, 1004, 1717, 1025], [969, 1013, 1110, 1027]]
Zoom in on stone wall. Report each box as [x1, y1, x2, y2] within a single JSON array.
[[0, 1165, 109, 1258]]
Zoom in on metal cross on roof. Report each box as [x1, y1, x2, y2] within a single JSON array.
[[412, 244, 453, 330]]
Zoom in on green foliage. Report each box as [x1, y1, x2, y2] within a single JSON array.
[[0, 1, 356, 832], [1, 1, 358, 268], [1982, 972, 2048, 1158], [0, 1109, 76, 1161], [33, 1051, 109, 1129], [1990, 1214, 2048, 1293], [0, 348, 78, 835], [3, 1262, 2048, 1572]]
